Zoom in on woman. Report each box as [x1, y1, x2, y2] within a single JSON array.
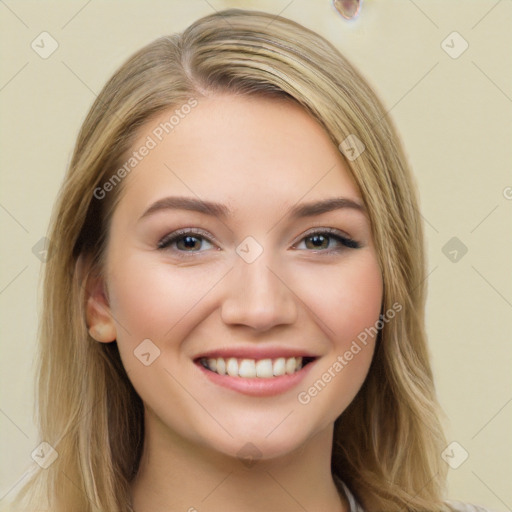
[[8, 8, 494, 512]]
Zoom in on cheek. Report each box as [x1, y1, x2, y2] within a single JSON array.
[[107, 253, 220, 343], [104, 256, 218, 432], [295, 253, 382, 420], [336, 260, 383, 341], [326, 254, 383, 381], [299, 252, 383, 343]]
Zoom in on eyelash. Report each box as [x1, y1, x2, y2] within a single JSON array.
[[156, 227, 361, 257]]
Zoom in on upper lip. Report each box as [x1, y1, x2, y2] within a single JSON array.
[[193, 346, 320, 361]]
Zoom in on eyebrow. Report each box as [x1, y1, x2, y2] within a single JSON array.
[[138, 195, 366, 222]]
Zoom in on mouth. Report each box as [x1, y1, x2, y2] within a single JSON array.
[[196, 356, 317, 379]]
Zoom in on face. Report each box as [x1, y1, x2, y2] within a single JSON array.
[[87, 93, 383, 461]]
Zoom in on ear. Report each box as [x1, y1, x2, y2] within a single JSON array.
[[78, 254, 117, 343]]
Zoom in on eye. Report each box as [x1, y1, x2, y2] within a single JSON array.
[[293, 228, 361, 252], [157, 228, 216, 255], [157, 227, 362, 257]]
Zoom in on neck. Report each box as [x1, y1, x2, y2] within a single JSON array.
[[130, 409, 348, 512]]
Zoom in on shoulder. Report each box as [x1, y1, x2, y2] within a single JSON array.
[[445, 500, 500, 512]]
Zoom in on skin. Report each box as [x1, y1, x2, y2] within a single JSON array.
[[86, 94, 383, 512]]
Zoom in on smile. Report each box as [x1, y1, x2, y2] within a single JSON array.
[[198, 356, 316, 378]]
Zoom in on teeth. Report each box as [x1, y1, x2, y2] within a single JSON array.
[[239, 359, 257, 378], [216, 357, 226, 375], [273, 357, 286, 376], [256, 359, 273, 378], [226, 357, 238, 377], [207, 358, 217, 372], [200, 356, 305, 378], [285, 357, 297, 375]]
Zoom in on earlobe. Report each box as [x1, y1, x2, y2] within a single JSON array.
[[79, 255, 117, 343], [88, 321, 116, 343]]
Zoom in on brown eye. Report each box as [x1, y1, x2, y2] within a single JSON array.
[[304, 233, 330, 250], [175, 235, 203, 251], [157, 229, 215, 254], [296, 229, 361, 252]]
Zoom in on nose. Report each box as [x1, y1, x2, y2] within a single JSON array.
[[220, 252, 298, 332]]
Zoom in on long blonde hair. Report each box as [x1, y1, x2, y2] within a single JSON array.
[[9, 8, 450, 511]]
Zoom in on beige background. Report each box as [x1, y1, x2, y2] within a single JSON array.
[[1, 0, 511, 509]]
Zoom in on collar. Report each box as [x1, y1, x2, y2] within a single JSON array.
[[336, 477, 366, 512]]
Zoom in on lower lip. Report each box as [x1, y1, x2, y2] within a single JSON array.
[[195, 360, 316, 397]]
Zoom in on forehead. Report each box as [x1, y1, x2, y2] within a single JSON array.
[[114, 94, 362, 219]]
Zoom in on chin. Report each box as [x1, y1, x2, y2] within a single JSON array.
[[197, 414, 326, 465]]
